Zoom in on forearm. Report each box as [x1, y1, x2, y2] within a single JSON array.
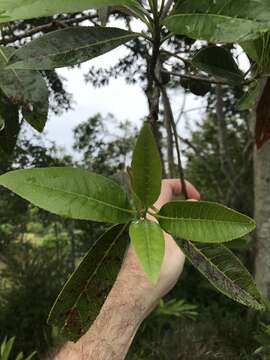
[[49, 179, 195, 360], [52, 256, 159, 360]]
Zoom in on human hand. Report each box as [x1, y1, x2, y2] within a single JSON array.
[[115, 179, 200, 318], [61, 179, 200, 360]]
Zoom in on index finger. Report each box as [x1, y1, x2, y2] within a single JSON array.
[[154, 179, 200, 210], [169, 179, 201, 200]]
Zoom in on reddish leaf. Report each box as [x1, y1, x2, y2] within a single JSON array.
[[256, 78, 270, 149]]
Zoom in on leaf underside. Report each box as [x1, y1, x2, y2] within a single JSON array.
[[0, 46, 48, 132], [0, 0, 143, 23], [0, 167, 133, 223], [8, 27, 138, 70], [159, 201, 256, 243], [164, 0, 270, 43], [131, 122, 162, 209], [48, 224, 129, 341], [241, 31, 270, 74], [179, 239, 265, 311], [237, 82, 260, 111], [192, 46, 244, 85], [129, 220, 165, 283]]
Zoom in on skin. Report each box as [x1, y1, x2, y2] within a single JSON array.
[[51, 179, 200, 360]]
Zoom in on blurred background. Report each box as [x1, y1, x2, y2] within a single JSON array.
[[0, 4, 269, 360]]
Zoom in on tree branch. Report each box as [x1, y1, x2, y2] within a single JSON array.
[[165, 70, 256, 86], [162, 90, 175, 178], [0, 14, 98, 45], [160, 0, 174, 20], [160, 85, 188, 199]]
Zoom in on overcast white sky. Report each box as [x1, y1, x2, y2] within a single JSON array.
[[24, 19, 249, 156], [22, 18, 207, 155], [36, 46, 205, 155]]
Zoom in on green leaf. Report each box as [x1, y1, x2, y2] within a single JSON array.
[[237, 83, 260, 111], [1, 337, 15, 359], [192, 46, 244, 85], [163, 0, 270, 43], [15, 353, 24, 360], [0, 94, 20, 155], [0, 0, 144, 23], [24, 352, 37, 360], [0, 47, 48, 132], [48, 224, 129, 341], [129, 220, 164, 284], [131, 123, 162, 209], [179, 239, 265, 310], [8, 27, 138, 70], [241, 32, 270, 73], [158, 201, 256, 243], [0, 167, 134, 223]]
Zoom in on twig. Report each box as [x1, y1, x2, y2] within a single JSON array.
[[0, 13, 98, 45], [165, 70, 256, 86], [160, 85, 188, 199], [161, 50, 191, 66], [160, 0, 174, 20], [176, 92, 187, 125]]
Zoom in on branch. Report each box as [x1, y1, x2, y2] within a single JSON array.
[[161, 50, 191, 66], [165, 70, 256, 86], [0, 14, 98, 45], [160, 0, 174, 20], [162, 89, 175, 178], [160, 84, 188, 199], [176, 92, 187, 125]]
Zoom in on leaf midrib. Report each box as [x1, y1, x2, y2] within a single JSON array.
[[187, 241, 262, 309], [144, 225, 154, 273], [9, 180, 135, 216], [158, 214, 254, 226], [61, 224, 127, 334], [10, 33, 137, 67], [167, 13, 267, 25]]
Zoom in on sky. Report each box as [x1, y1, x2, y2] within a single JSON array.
[[23, 17, 207, 156], [24, 20, 249, 156], [37, 46, 205, 155]]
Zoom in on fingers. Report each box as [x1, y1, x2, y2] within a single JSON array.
[[153, 179, 200, 210], [163, 179, 200, 200]]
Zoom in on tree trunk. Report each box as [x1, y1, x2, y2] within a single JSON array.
[[254, 79, 270, 298], [215, 85, 235, 178]]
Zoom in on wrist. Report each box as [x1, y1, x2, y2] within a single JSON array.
[[79, 278, 153, 360]]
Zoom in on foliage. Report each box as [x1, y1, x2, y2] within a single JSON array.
[[184, 97, 253, 214], [254, 323, 270, 358], [0, 0, 269, 353], [154, 298, 198, 320], [128, 302, 259, 359], [0, 243, 70, 356], [0, 123, 264, 342], [164, 0, 270, 43], [0, 337, 36, 360], [73, 114, 136, 176]]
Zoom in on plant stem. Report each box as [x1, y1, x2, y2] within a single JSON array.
[[160, 0, 174, 20], [145, 0, 165, 171], [160, 85, 188, 199]]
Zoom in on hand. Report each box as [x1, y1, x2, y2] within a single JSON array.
[[116, 179, 200, 318], [55, 180, 200, 360]]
